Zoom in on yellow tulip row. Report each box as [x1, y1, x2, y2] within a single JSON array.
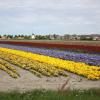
[[0, 59, 19, 78], [0, 59, 19, 75], [0, 49, 67, 78], [0, 47, 100, 79]]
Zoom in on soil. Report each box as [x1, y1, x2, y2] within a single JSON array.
[[0, 66, 100, 92]]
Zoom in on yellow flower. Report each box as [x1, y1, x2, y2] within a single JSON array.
[[0, 47, 100, 79]]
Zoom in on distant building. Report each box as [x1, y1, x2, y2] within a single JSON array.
[[63, 34, 78, 40], [91, 34, 100, 40], [48, 35, 55, 40], [31, 34, 35, 39], [75, 35, 81, 40], [80, 35, 92, 40], [62, 34, 69, 40], [0, 35, 7, 39], [53, 34, 61, 40], [92, 36, 100, 40]]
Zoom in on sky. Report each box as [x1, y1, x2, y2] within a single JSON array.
[[0, 0, 100, 35]]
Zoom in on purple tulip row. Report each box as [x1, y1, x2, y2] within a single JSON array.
[[0, 44, 100, 66]]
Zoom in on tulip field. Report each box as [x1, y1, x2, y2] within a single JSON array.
[[0, 42, 100, 80]]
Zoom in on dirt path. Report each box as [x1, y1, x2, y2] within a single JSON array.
[[0, 66, 100, 92]]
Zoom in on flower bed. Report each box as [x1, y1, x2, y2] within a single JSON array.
[[0, 44, 100, 66], [0, 41, 100, 52], [0, 47, 100, 79]]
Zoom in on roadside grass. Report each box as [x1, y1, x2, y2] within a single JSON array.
[[0, 89, 100, 100]]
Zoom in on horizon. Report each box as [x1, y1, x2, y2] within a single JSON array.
[[0, 0, 100, 35], [0, 33, 100, 36]]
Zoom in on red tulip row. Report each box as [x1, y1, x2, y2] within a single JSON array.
[[0, 41, 100, 52]]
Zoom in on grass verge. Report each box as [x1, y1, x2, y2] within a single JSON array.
[[0, 89, 100, 100]]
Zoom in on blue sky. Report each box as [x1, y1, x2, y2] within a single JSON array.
[[0, 0, 100, 35]]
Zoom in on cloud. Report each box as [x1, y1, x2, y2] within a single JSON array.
[[0, 0, 100, 34]]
